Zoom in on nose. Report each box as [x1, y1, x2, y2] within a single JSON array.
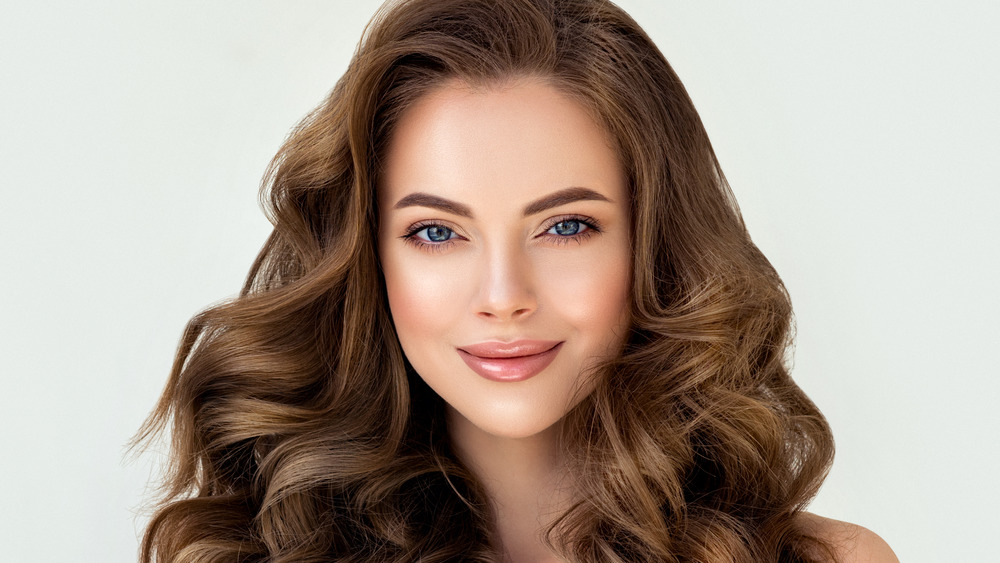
[[474, 243, 537, 321]]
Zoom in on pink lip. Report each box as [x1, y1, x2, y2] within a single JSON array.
[[457, 340, 563, 382]]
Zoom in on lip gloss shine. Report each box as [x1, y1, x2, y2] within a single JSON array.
[[457, 340, 563, 382]]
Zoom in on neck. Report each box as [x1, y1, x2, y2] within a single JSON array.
[[447, 407, 572, 562]]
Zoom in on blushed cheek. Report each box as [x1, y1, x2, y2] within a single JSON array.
[[539, 249, 631, 336], [382, 252, 475, 345], [384, 261, 432, 341]]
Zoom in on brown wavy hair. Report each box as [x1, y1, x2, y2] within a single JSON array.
[[135, 0, 835, 561]]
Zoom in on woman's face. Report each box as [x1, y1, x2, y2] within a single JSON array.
[[378, 78, 631, 440]]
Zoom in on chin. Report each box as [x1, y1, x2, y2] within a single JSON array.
[[446, 394, 583, 441], [473, 417, 560, 440]]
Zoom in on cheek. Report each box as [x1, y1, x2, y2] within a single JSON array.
[[380, 249, 472, 345], [537, 241, 631, 341]]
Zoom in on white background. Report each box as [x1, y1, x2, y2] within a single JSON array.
[[1, 1, 996, 561]]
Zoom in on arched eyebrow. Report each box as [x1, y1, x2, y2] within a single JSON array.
[[521, 187, 611, 216], [392, 187, 611, 218], [392, 193, 473, 217]]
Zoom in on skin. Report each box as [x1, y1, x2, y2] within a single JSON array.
[[378, 77, 630, 561], [376, 76, 897, 563], [799, 513, 900, 563]]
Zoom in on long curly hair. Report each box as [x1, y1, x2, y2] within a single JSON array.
[[135, 0, 835, 560]]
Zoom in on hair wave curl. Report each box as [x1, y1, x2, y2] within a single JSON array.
[[137, 0, 835, 561]]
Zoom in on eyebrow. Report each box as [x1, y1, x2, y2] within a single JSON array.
[[392, 186, 611, 218]]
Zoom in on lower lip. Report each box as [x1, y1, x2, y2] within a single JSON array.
[[458, 343, 563, 382]]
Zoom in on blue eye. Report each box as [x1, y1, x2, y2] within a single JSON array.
[[547, 219, 587, 236], [416, 225, 455, 242]]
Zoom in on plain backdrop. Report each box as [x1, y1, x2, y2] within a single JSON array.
[[1, 1, 997, 561]]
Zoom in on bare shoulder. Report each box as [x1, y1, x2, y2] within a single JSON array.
[[795, 512, 899, 563]]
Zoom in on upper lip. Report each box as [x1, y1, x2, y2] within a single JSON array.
[[458, 340, 562, 359]]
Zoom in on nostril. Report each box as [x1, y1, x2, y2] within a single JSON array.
[[476, 306, 533, 321]]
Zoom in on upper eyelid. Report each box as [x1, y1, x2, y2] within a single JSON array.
[[403, 219, 464, 236], [539, 214, 601, 233], [401, 213, 601, 238]]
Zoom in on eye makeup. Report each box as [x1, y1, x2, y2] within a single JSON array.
[[400, 220, 465, 252], [538, 214, 602, 245], [399, 213, 603, 252]]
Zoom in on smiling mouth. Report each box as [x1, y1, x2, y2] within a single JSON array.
[[457, 340, 563, 382]]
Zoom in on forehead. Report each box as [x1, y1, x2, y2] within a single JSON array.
[[378, 77, 625, 211]]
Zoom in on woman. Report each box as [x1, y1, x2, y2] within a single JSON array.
[[137, 0, 897, 561]]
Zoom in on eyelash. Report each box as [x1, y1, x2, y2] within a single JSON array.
[[543, 215, 602, 245], [400, 214, 603, 252], [400, 221, 461, 253]]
